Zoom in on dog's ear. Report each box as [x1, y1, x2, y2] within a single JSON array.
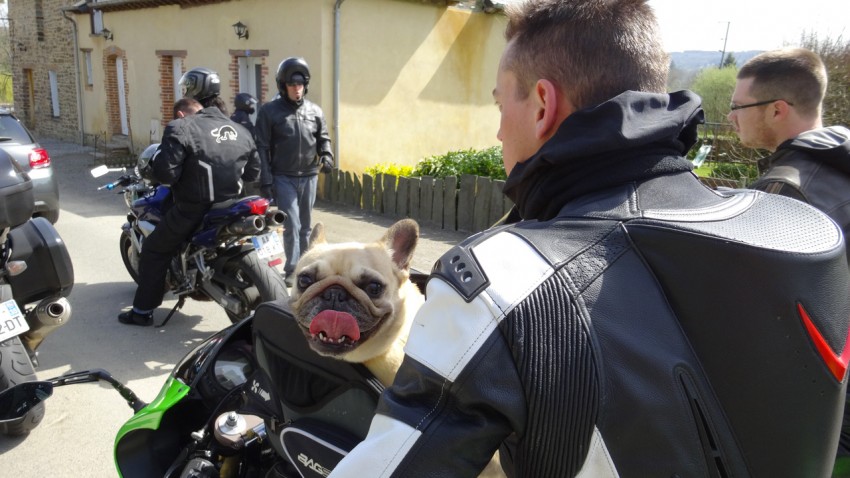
[[308, 222, 327, 249], [382, 219, 419, 271]]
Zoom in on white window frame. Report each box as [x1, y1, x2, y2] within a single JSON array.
[[172, 56, 183, 99], [92, 10, 104, 34], [48, 70, 60, 117], [84, 50, 93, 86]]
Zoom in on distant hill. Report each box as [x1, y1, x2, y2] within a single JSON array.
[[669, 50, 764, 71]]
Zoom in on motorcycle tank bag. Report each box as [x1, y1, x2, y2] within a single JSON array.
[[252, 300, 383, 469], [8, 217, 74, 304], [0, 150, 33, 228]]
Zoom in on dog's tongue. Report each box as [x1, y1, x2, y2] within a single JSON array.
[[310, 310, 361, 342]]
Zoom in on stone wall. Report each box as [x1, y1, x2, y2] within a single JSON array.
[[9, 0, 79, 142]]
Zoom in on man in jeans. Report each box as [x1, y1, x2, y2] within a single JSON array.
[[255, 57, 333, 287]]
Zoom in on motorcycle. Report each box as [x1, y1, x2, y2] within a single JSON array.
[[0, 273, 429, 477], [0, 151, 73, 436], [91, 144, 288, 326]]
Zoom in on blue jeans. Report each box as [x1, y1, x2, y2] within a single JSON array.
[[274, 174, 317, 275]]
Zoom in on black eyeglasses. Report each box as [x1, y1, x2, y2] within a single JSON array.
[[729, 99, 793, 111]]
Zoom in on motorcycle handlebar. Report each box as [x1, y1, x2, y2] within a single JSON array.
[[97, 175, 137, 191]]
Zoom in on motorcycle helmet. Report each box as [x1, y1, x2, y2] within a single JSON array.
[[179, 67, 221, 104], [136, 143, 160, 182], [275, 57, 310, 96], [234, 93, 258, 114]]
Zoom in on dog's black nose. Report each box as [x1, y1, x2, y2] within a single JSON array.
[[322, 285, 350, 305]]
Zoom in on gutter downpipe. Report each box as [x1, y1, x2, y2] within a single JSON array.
[[333, 0, 346, 167], [62, 9, 85, 145]]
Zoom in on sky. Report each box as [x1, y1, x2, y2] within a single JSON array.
[[648, 0, 850, 52], [496, 0, 849, 53]]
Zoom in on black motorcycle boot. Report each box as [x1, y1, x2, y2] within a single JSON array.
[[118, 310, 153, 326]]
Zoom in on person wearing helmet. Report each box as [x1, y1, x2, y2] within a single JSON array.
[[117, 77, 261, 326], [231, 93, 258, 136], [255, 57, 334, 287], [178, 67, 229, 115]]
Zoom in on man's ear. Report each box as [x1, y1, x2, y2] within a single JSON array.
[[533, 79, 568, 140], [769, 99, 793, 122]]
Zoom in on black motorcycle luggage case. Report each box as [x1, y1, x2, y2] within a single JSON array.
[[0, 151, 34, 228], [8, 217, 74, 304]]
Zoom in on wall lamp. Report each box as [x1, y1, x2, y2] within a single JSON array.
[[232, 21, 249, 40], [100, 28, 113, 41]]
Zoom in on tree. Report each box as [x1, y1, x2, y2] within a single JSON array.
[[689, 66, 738, 125], [722, 52, 737, 69], [800, 32, 850, 128]]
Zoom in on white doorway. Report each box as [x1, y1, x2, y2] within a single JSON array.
[[237, 56, 263, 124], [116, 57, 129, 135]]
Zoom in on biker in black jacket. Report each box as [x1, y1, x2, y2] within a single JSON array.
[[330, 2, 850, 477], [118, 68, 260, 326], [255, 57, 333, 285]]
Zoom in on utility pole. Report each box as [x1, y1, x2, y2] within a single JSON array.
[[718, 21, 730, 68]]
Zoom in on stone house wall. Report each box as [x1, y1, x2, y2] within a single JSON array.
[[9, 0, 79, 142]]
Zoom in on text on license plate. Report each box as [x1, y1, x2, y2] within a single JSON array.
[[0, 299, 28, 343], [252, 231, 284, 260]]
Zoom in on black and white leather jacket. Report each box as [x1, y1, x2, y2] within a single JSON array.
[[330, 91, 850, 477]]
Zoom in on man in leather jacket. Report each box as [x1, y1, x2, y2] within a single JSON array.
[[329, 1, 850, 476], [118, 68, 261, 326], [729, 47, 850, 468], [255, 57, 333, 287]]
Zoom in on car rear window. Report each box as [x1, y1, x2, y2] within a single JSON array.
[[0, 116, 33, 144]]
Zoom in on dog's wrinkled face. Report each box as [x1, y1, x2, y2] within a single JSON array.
[[289, 219, 421, 364]]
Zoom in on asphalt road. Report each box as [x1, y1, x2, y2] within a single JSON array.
[[0, 138, 468, 477]]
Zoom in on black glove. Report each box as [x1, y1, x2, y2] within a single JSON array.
[[320, 156, 334, 174], [260, 185, 274, 200]]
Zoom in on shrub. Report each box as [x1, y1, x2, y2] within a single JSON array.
[[412, 146, 506, 180], [364, 162, 414, 177], [708, 161, 759, 184]]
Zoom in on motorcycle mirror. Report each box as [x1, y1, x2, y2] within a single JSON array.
[[90, 164, 110, 178], [0, 381, 53, 422]]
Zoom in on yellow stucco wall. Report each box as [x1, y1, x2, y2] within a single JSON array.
[[337, 1, 506, 172], [71, 0, 506, 174]]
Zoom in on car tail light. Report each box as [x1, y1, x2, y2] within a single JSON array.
[[30, 148, 51, 169]]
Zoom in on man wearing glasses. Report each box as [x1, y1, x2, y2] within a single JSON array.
[[729, 47, 850, 244], [730, 47, 850, 468]]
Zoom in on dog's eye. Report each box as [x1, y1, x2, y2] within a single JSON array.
[[364, 281, 383, 298], [297, 274, 314, 290]]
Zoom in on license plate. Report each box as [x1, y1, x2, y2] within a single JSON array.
[[252, 231, 284, 260], [0, 299, 28, 343]]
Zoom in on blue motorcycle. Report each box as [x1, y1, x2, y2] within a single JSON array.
[[91, 145, 288, 326]]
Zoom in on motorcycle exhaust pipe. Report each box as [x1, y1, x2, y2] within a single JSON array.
[[20, 296, 71, 352], [264, 210, 286, 227], [224, 216, 265, 236]]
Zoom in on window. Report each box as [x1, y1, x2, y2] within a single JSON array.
[[172, 57, 183, 99], [92, 10, 104, 35], [35, 0, 45, 41], [83, 50, 93, 86], [48, 71, 60, 117]]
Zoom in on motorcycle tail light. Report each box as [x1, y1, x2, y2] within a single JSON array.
[[246, 197, 269, 216], [30, 148, 51, 169]]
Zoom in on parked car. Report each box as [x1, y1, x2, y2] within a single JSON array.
[[0, 110, 59, 223]]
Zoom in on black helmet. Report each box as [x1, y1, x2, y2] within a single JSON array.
[[179, 67, 221, 104], [136, 143, 160, 182], [234, 93, 258, 114], [275, 57, 310, 96]]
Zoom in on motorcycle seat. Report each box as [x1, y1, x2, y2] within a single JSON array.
[[252, 299, 383, 440]]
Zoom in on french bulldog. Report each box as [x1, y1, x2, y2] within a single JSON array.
[[289, 218, 505, 478], [288, 218, 424, 386]]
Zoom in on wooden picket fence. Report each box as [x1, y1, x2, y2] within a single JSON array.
[[318, 170, 514, 234], [317, 171, 742, 234]]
